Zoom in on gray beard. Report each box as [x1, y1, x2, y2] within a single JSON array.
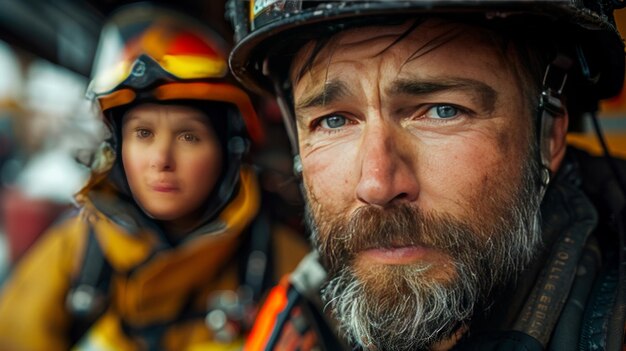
[[305, 154, 544, 350]]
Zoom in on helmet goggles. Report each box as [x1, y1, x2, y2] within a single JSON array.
[[89, 4, 263, 144]]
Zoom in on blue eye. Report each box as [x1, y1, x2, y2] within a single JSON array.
[[320, 115, 347, 129], [427, 105, 460, 119]]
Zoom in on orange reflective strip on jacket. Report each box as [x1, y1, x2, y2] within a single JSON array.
[[244, 278, 290, 351]]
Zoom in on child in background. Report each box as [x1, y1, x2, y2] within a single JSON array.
[[0, 4, 309, 350]]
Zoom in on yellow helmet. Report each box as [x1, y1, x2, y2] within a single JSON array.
[[89, 2, 263, 143]]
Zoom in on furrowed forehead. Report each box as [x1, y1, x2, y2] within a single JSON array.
[[290, 18, 542, 104], [289, 20, 418, 86]]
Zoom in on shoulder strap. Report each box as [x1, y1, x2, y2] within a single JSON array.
[[66, 223, 112, 345], [240, 206, 274, 303]]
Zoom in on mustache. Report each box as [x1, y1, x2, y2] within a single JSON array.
[[313, 204, 481, 272]]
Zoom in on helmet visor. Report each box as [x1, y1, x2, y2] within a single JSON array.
[[89, 5, 230, 98]]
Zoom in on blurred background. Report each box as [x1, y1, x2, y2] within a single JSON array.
[[0, 0, 624, 283]]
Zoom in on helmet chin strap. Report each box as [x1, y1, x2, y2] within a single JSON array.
[[274, 88, 303, 178], [536, 55, 571, 200], [266, 61, 303, 178]]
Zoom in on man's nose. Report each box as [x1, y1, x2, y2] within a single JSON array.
[[355, 123, 419, 207], [149, 138, 174, 171]]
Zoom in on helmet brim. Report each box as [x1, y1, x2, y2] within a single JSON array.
[[230, 0, 624, 99]]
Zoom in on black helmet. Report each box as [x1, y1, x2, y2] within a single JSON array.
[[228, 0, 625, 140], [227, 0, 625, 179]]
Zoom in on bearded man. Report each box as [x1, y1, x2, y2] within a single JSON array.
[[227, 1, 626, 350]]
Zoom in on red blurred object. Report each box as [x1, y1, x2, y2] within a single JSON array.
[[1, 187, 69, 264], [259, 99, 283, 123]]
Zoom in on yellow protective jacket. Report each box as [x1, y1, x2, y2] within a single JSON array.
[[0, 166, 309, 351]]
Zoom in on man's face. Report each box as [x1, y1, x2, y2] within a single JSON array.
[[291, 19, 543, 349]]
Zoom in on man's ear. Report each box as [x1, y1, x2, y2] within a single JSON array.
[[548, 110, 569, 172]]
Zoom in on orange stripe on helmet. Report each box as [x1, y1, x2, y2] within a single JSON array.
[[97, 82, 264, 145], [245, 279, 290, 351], [154, 82, 264, 144], [98, 89, 136, 111]]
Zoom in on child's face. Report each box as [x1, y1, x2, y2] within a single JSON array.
[[121, 103, 222, 230]]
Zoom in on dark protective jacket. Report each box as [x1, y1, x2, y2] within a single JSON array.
[[245, 146, 626, 351]]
